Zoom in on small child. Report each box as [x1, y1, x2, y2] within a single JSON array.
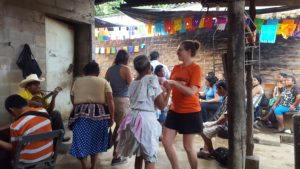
[[117, 55, 170, 169]]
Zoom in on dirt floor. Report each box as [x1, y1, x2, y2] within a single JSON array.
[[55, 128, 294, 169]]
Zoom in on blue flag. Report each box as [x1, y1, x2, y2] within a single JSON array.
[[260, 25, 278, 43]]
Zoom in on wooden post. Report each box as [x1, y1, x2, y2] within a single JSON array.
[[246, 0, 256, 156], [227, 0, 246, 169]]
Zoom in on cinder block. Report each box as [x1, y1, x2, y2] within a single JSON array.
[[8, 30, 35, 44], [246, 155, 259, 169], [3, 17, 22, 31], [35, 35, 46, 47], [56, 0, 75, 11], [22, 21, 45, 36]]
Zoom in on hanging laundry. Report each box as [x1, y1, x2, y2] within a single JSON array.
[[277, 24, 283, 35], [192, 15, 202, 28], [146, 23, 153, 35], [266, 19, 279, 25], [123, 46, 128, 51], [116, 47, 122, 52], [98, 36, 104, 41], [260, 25, 278, 43], [154, 21, 165, 35], [134, 46, 140, 53], [140, 43, 146, 49], [254, 18, 265, 31], [184, 16, 193, 30], [204, 16, 214, 28], [174, 18, 182, 31]]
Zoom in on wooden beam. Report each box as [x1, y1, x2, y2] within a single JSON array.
[[227, 0, 247, 168]]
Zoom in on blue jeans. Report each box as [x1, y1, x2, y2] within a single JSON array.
[[201, 102, 222, 122]]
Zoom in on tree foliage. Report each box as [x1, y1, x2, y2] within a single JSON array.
[[95, 0, 123, 16]]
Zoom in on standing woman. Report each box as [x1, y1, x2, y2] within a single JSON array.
[[69, 61, 115, 169], [163, 40, 202, 169], [105, 49, 132, 165]]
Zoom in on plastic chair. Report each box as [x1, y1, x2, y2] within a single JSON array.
[[13, 130, 64, 169]]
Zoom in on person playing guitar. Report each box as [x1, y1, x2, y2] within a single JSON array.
[[17, 74, 70, 142]]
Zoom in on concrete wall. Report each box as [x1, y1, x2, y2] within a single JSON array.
[[0, 0, 95, 125]]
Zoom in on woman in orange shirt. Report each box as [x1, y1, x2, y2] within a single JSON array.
[[162, 40, 202, 169]]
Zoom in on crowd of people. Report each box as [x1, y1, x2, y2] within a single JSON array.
[[0, 39, 299, 169]]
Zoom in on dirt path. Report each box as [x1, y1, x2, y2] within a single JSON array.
[[55, 132, 294, 169]]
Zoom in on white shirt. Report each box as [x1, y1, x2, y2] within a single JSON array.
[[150, 60, 170, 79]]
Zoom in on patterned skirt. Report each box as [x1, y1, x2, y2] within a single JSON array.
[[69, 103, 110, 158]]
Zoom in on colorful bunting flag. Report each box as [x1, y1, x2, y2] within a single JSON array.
[[100, 47, 105, 54], [106, 47, 111, 54], [293, 24, 300, 38], [174, 18, 182, 31], [199, 17, 205, 28], [277, 24, 283, 35], [281, 23, 297, 39], [146, 23, 153, 35], [111, 47, 116, 54], [95, 47, 100, 54], [128, 46, 134, 53], [282, 19, 294, 25], [164, 19, 172, 32], [260, 25, 278, 43], [134, 46, 139, 53], [267, 19, 279, 25], [192, 15, 201, 28], [180, 20, 186, 33], [216, 16, 227, 25], [184, 16, 193, 30], [123, 46, 128, 51], [254, 18, 265, 31], [204, 16, 214, 28]]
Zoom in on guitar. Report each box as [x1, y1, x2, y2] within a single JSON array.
[[31, 87, 62, 108]]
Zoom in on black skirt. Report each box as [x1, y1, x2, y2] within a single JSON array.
[[164, 110, 203, 134]]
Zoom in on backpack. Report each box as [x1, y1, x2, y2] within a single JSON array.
[[212, 147, 229, 166]]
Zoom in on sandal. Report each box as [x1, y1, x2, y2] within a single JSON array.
[[197, 149, 214, 159]]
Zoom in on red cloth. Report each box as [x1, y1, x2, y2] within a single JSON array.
[[184, 16, 193, 30], [204, 16, 214, 28]]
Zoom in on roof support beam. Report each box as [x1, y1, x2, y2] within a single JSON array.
[[226, 0, 247, 168]]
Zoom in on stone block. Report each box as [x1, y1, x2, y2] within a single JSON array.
[[8, 70, 23, 83], [246, 155, 259, 169], [56, 0, 75, 11], [280, 135, 294, 143]]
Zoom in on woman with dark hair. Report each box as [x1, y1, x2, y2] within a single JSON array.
[[117, 55, 170, 169], [69, 61, 115, 169], [105, 49, 132, 165], [252, 75, 264, 120], [199, 75, 222, 122], [162, 40, 203, 169]]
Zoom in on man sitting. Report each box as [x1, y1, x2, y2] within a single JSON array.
[[273, 75, 300, 132], [18, 74, 69, 141], [0, 95, 53, 169], [198, 80, 228, 159]]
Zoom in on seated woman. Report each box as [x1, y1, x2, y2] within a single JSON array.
[[200, 75, 222, 122], [252, 75, 264, 120]]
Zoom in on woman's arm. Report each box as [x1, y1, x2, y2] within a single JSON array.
[[0, 140, 12, 151], [105, 92, 115, 127], [273, 86, 278, 98], [203, 92, 220, 103], [168, 80, 199, 96]]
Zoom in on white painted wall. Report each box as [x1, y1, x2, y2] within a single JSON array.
[[45, 17, 74, 118]]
